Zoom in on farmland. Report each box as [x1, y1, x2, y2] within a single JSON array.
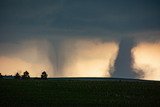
[[0, 78, 160, 107]]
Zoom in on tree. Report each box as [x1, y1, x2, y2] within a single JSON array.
[[22, 71, 30, 79], [41, 71, 48, 79], [0, 73, 3, 79], [14, 72, 21, 79]]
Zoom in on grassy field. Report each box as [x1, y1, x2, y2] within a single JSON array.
[[0, 78, 160, 107]]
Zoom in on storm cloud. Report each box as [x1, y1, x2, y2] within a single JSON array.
[[1, 0, 160, 40]]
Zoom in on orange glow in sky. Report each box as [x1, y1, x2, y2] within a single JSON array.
[[63, 39, 118, 77], [133, 42, 160, 80], [0, 39, 118, 77], [0, 39, 160, 80], [0, 39, 53, 77]]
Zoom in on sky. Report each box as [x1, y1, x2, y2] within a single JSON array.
[[0, 0, 160, 80]]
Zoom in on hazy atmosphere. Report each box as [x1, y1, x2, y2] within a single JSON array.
[[0, 0, 160, 80]]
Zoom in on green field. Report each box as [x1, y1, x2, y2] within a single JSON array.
[[0, 79, 160, 107]]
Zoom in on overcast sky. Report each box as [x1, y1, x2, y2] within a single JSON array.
[[0, 0, 160, 42]]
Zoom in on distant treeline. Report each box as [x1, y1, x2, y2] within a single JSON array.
[[0, 71, 48, 79]]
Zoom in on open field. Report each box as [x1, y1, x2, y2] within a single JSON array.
[[0, 78, 160, 107]]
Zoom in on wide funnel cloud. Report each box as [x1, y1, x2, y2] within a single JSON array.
[[112, 37, 138, 78]]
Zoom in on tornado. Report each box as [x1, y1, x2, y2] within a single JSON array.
[[112, 37, 137, 78], [48, 40, 66, 77]]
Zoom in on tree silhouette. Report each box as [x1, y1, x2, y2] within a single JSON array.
[[14, 72, 21, 79], [41, 71, 48, 79], [22, 71, 30, 79], [0, 73, 3, 79]]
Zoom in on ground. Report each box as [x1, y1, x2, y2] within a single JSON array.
[[0, 78, 160, 107]]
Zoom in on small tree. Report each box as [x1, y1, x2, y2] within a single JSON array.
[[0, 73, 3, 79], [41, 71, 48, 79], [22, 71, 30, 79], [14, 72, 21, 79]]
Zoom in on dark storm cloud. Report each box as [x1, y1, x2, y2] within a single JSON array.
[[52, 0, 160, 32], [0, 0, 160, 41]]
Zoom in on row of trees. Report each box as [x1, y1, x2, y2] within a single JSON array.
[[0, 71, 48, 79]]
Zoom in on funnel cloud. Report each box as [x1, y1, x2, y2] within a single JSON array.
[[112, 37, 138, 78]]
